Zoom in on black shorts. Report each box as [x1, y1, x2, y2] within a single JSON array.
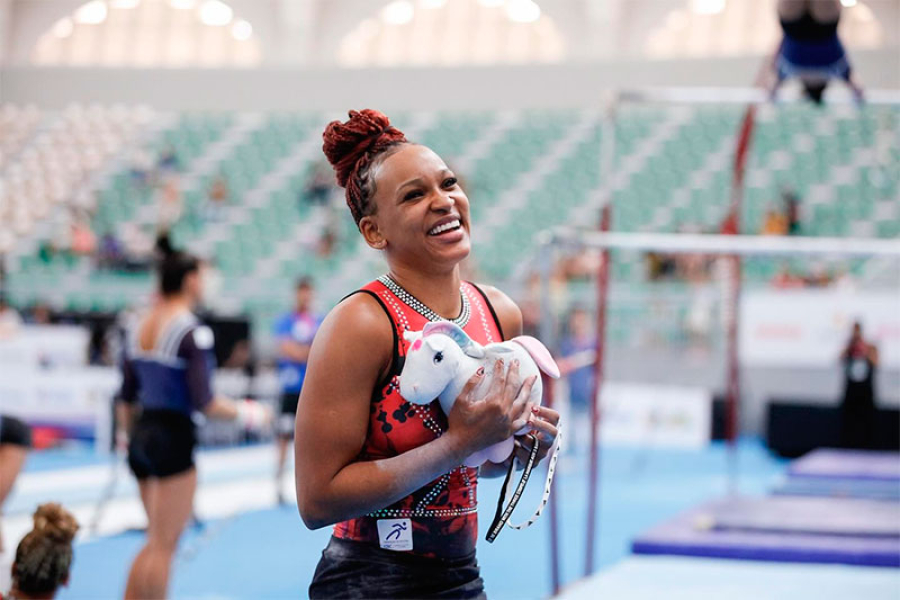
[[128, 410, 196, 480], [278, 392, 300, 438], [309, 536, 485, 600], [0, 415, 32, 448]]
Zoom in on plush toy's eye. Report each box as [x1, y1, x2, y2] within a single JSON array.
[[433, 351, 443, 364]]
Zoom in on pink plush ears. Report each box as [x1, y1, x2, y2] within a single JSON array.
[[423, 321, 485, 358], [511, 335, 561, 379]]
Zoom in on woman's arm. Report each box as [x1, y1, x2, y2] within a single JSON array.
[[177, 327, 270, 425], [279, 339, 313, 363], [294, 294, 534, 529], [868, 344, 879, 367]]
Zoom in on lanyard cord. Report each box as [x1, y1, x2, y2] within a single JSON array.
[[485, 419, 563, 542]]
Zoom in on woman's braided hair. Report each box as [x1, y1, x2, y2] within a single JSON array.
[[322, 109, 408, 225], [12, 503, 79, 596]]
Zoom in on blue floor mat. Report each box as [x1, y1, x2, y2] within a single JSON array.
[[59, 439, 787, 599]]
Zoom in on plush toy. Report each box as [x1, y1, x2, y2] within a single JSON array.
[[399, 321, 560, 468]]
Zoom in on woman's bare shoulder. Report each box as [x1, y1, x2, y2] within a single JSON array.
[[309, 291, 395, 370], [473, 283, 523, 339]]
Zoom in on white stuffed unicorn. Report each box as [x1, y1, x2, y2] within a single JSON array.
[[399, 321, 560, 468]]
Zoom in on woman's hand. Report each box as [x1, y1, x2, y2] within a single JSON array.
[[445, 358, 536, 460], [512, 406, 560, 467]]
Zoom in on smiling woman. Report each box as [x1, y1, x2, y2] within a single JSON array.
[[294, 109, 560, 599]]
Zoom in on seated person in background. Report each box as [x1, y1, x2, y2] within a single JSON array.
[[316, 228, 337, 259], [771, 264, 805, 288], [761, 208, 789, 236], [156, 145, 181, 174], [5, 503, 78, 600], [205, 175, 230, 221], [70, 218, 96, 256], [781, 185, 801, 235], [97, 231, 126, 270], [25, 303, 52, 325]]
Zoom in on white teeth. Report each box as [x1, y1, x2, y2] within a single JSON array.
[[429, 219, 460, 235]]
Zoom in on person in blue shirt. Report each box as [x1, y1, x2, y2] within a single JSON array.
[[273, 277, 322, 503], [117, 244, 270, 599], [559, 307, 597, 451]]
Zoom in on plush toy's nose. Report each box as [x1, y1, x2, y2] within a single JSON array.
[[412, 383, 420, 393]]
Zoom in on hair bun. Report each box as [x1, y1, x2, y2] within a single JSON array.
[[155, 232, 176, 259], [33, 503, 79, 545], [322, 109, 407, 188]]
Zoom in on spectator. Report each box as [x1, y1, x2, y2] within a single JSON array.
[[772, 264, 805, 288], [781, 185, 801, 235], [646, 251, 677, 281], [273, 278, 322, 504], [804, 262, 833, 287], [559, 307, 596, 415], [559, 307, 597, 451], [205, 175, 230, 221], [833, 267, 857, 290], [839, 321, 879, 449], [37, 241, 56, 265], [156, 176, 183, 230], [88, 323, 113, 366], [128, 148, 154, 188], [26, 303, 53, 325], [97, 231, 126, 270], [156, 144, 181, 174], [70, 218, 96, 257], [316, 228, 337, 259], [761, 207, 789, 236], [559, 249, 601, 282]]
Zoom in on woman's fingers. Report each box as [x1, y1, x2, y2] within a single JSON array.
[[510, 377, 537, 430], [532, 405, 560, 427], [459, 366, 486, 401], [501, 359, 521, 407], [486, 358, 506, 398], [528, 416, 558, 445]]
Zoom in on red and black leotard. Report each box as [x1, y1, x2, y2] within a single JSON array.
[[332, 275, 505, 558]]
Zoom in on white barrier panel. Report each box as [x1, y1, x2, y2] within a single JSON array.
[[0, 325, 90, 369], [740, 291, 900, 369], [599, 383, 712, 449], [0, 367, 120, 452]]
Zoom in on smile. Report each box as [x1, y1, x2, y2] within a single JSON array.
[[428, 219, 462, 236]]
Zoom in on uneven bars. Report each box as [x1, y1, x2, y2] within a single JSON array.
[[616, 87, 900, 106], [543, 229, 900, 258]]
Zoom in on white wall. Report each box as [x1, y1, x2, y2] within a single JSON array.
[[2, 48, 897, 110]]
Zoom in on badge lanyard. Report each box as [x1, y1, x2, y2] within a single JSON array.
[[486, 421, 562, 542]]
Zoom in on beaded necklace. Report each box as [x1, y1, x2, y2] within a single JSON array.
[[377, 274, 470, 328]]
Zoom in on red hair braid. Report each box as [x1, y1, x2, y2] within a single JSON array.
[[322, 109, 408, 225]]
